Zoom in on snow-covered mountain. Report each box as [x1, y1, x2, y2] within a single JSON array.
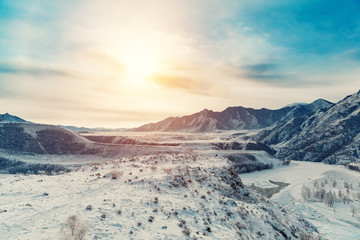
[[0, 113, 27, 123], [255, 90, 360, 164], [135, 99, 333, 132]]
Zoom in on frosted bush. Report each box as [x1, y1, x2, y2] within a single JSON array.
[[109, 170, 124, 179], [162, 167, 173, 174], [59, 215, 89, 240]]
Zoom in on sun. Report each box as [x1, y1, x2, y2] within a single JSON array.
[[120, 44, 159, 85]]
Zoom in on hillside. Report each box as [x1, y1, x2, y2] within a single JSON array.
[[0, 153, 324, 240], [0, 123, 103, 155], [135, 100, 333, 132], [255, 90, 360, 164], [0, 123, 181, 174]]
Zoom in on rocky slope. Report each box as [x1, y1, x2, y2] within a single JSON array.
[[135, 99, 333, 132], [255, 90, 360, 164]]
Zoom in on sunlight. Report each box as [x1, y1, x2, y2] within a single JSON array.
[[120, 43, 159, 85]]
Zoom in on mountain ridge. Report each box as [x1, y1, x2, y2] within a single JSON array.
[[135, 99, 334, 132], [254, 90, 360, 164]]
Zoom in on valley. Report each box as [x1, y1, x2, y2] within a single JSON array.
[[2, 90, 360, 239], [241, 161, 360, 240]]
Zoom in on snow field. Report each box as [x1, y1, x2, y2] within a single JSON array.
[[1, 154, 322, 240]]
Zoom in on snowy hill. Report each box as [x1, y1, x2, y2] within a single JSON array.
[[255, 90, 360, 164], [0, 113, 27, 123], [0, 123, 177, 157], [0, 153, 325, 240], [135, 99, 333, 132], [0, 123, 182, 174], [0, 122, 103, 155]]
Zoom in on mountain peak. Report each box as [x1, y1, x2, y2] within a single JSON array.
[[200, 108, 212, 113], [0, 113, 27, 123], [311, 98, 333, 105], [308, 98, 333, 109]]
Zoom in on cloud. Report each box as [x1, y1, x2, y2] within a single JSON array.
[[246, 63, 278, 74], [243, 63, 285, 81], [351, 49, 360, 62], [83, 52, 126, 73], [223, 63, 314, 88], [0, 63, 73, 77], [149, 73, 213, 95]]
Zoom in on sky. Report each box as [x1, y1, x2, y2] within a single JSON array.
[[1, 0, 360, 128]]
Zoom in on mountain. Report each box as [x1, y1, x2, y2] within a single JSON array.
[[0, 113, 27, 123], [0, 123, 175, 157], [0, 122, 103, 155], [135, 99, 333, 132], [59, 125, 128, 133], [254, 90, 360, 164]]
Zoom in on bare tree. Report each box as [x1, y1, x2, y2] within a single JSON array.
[[332, 180, 337, 188], [60, 215, 89, 240], [301, 186, 311, 202], [324, 191, 334, 207], [338, 189, 342, 198], [350, 205, 357, 217], [313, 180, 319, 189]]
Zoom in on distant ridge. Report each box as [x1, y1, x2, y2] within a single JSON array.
[[135, 99, 333, 132]]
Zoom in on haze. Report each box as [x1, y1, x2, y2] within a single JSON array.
[[1, 0, 360, 127]]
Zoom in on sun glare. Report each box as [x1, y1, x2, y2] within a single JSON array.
[[120, 44, 159, 85]]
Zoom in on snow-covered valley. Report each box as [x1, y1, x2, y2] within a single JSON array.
[[241, 161, 360, 240], [1, 128, 359, 240]]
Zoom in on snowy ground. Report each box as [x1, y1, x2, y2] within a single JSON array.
[[240, 161, 360, 240], [1, 154, 322, 240]]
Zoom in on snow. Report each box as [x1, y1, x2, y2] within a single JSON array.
[[1, 154, 323, 240], [240, 161, 360, 240]]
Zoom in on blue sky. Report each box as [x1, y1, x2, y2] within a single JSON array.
[[1, 0, 360, 127]]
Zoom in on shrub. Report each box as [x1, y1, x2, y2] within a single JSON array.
[[85, 205, 92, 211], [60, 215, 89, 240], [182, 226, 191, 235], [162, 167, 173, 174], [109, 170, 124, 179]]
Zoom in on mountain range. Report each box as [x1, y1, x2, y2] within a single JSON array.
[[135, 99, 333, 132], [135, 90, 360, 164], [3, 90, 360, 164]]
